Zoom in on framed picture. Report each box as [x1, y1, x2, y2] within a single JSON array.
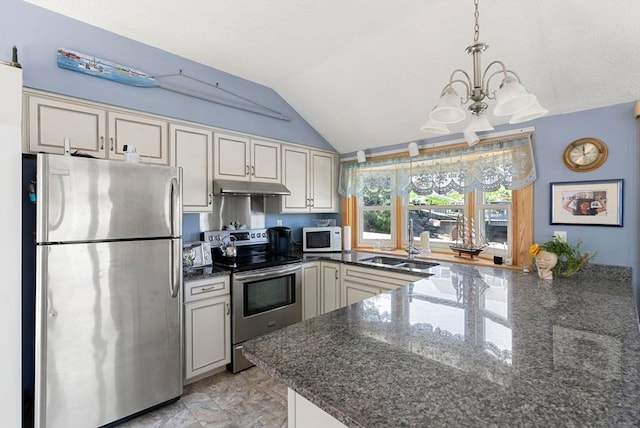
[[550, 179, 623, 226]]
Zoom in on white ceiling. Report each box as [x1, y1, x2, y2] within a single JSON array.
[[25, 0, 640, 154]]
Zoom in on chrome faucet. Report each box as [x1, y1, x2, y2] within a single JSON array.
[[407, 218, 420, 260]]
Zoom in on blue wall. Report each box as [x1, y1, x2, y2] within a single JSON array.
[[351, 102, 639, 304], [3, 0, 334, 151], [6, 0, 638, 295]]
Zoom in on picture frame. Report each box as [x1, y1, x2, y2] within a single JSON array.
[[550, 179, 623, 226]]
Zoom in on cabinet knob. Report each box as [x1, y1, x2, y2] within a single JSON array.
[[226, 303, 230, 315], [208, 194, 212, 205], [309, 198, 314, 207], [251, 165, 255, 176], [246, 165, 250, 175]]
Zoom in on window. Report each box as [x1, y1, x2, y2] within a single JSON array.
[[339, 134, 534, 266]]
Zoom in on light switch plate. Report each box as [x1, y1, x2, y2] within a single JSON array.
[[553, 231, 567, 242]]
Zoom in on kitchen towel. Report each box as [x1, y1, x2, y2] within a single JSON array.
[[343, 226, 352, 251]]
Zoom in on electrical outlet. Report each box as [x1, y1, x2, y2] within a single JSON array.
[[276, 219, 283, 226], [553, 231, 567, 242]]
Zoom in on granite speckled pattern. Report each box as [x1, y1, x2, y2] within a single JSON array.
[[182, 265, 229, 282], [243, 260, 640, 427]]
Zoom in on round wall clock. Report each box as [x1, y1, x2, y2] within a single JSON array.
[[562, 137, 608, 172]]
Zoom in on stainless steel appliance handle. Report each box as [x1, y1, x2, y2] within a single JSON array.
[[233, 263, 301, 282], [170, 176, 182, 237], [170, 239, 181, 298]]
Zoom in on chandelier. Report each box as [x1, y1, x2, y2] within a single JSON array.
[[421, 0, 547, 145]]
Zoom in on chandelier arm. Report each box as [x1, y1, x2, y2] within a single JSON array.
[[481, 61, 523, 99], [439, 70, 473, 104]]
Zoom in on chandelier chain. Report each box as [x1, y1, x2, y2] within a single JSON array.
[[473, 0, 480, 43]]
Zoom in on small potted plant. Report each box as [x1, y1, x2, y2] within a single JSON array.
[[529, 236, 596, 278]]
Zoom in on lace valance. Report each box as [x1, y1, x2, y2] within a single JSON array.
[[338, 135, 536, 197]]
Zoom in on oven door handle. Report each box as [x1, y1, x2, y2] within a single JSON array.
[[233, 264, 301, 281]]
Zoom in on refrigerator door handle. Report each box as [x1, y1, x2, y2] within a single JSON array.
[[170, 239, 181, 298], [170, 177, 182, 237]]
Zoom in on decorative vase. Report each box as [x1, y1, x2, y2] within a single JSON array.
[[535, 250, 558, 280]]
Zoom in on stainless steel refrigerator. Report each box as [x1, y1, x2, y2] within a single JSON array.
[[34, 153, 183, 427]]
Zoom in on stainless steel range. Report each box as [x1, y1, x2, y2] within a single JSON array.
[[202, 228, 302, 373]]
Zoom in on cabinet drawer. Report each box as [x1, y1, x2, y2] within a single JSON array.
[[184, 276, 229, 302]]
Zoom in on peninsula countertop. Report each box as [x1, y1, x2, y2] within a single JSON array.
[[243, 260, 640, 427]]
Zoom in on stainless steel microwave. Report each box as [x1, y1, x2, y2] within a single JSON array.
[[302, 226, 342, 252]]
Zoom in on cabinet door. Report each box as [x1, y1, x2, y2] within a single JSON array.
[[184, 295, 231, 381], [108, 111, 169, 164], [302, 262, 321, 320], [310, 151, 337, 213], [170, 124, 213, 213], [343, 280, 379, 306], [214, 133, 250, 181], [27, 94, 107, 158], [321, 262, 341, 314], [282, 146, 310, 212], [250, 139, 281, 183]]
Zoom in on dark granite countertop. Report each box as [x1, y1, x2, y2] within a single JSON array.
[[243, 261, 640, 427], [182, 265, 229, 282]]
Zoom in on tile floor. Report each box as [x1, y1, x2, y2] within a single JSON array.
[[115, 367, 287, 428]]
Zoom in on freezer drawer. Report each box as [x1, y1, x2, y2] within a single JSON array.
[[35, 239, 182, 428]]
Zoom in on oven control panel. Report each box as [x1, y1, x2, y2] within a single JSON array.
[[202, 229, 268, 247]]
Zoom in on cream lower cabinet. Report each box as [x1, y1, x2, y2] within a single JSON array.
[[24, 90, 169, 165], [341, 264, 422, 306], [302, 262, 321, 320], [288, 388, 347, 428], [170, 123, 213, 212], [321, 262, 341, 313], [214, 132, 280, 183], [184, 276, 231, 383], [280, 145, 338, 213], [302, 261, 342, 320]]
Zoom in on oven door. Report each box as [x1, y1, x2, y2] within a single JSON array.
[[231, 263, 302, 345]]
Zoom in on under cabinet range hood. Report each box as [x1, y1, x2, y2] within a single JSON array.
[[213, 179, 291, 196]]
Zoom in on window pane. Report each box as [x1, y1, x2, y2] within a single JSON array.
[[362, 210, 391, 241], [481, 208, 508, 243], [408, 208, 462, 242]]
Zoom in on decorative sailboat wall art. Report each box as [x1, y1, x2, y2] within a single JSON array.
[[56, 48, 290, 120], [449, 214, 488, 259], [57, 48, 160, 87]]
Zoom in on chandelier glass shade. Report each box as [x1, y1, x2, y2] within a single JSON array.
[[422, 0, 546, 144]]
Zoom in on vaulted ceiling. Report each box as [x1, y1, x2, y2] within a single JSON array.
[[25, 0, 640, 154]]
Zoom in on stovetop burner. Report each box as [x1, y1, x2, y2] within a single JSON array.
[[202, 228, 301, 272]]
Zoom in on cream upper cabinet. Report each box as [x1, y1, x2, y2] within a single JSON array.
[[214, 133, 280, 183], [107, 111, 169, 165], [170, 123, 213, 213], [24, 90, 169, 165], [310, 151, 337, 212], [280, 145, 338, 213], [26, 93, 107, 158]]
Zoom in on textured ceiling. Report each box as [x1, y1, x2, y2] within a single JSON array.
[[25, 0, 640, 154]]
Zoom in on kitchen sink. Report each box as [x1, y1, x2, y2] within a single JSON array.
[[359, 256, 439, 272], [360, 256, 408, 266]]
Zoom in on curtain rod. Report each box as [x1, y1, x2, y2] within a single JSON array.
[[341, 126, 535, 162]]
